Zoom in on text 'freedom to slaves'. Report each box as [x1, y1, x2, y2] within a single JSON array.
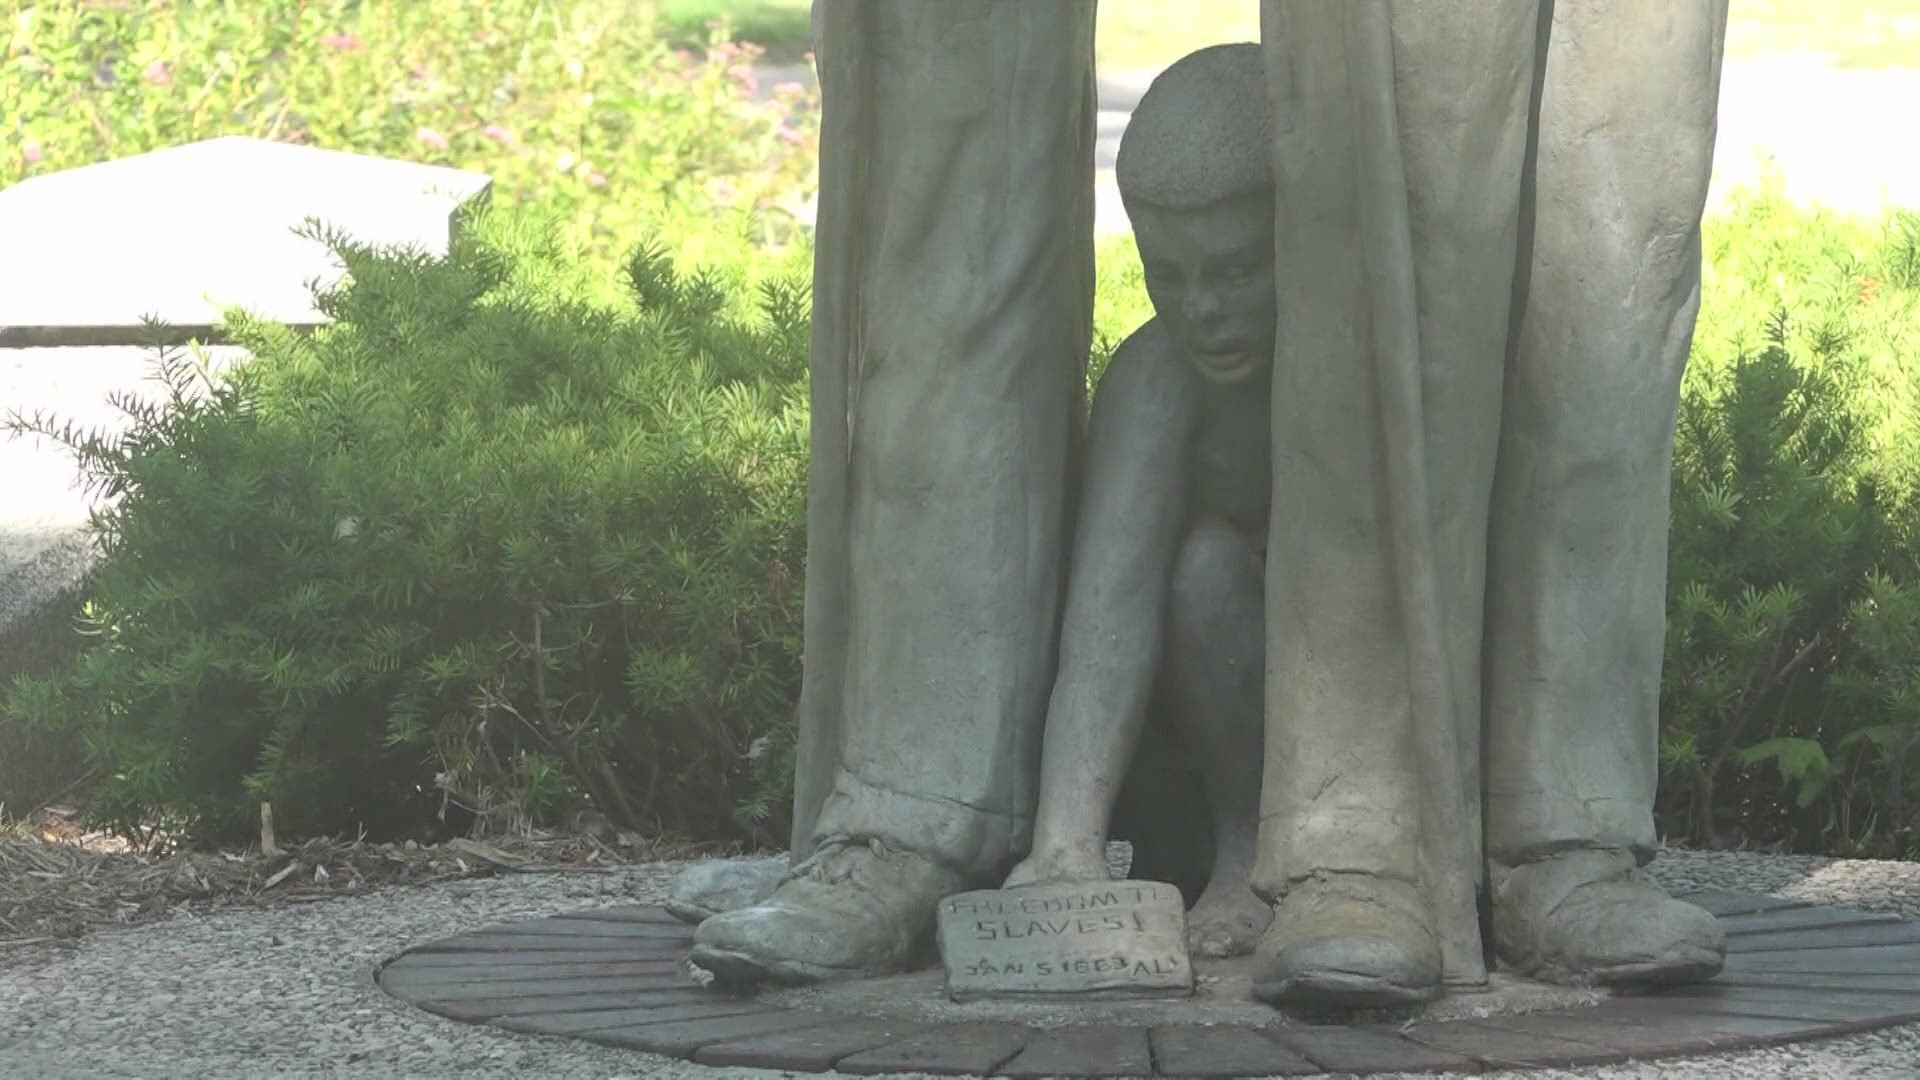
[[936, 880, 1194, 1001]]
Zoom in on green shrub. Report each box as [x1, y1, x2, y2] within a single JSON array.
[[2, 207, 811, 845], [1092, 233, 1152, 389], [1658, 184, 1920, 857], [2, 0, 818, 270], [0, 588, 92, 821], [1661, 311, 1884, 846]]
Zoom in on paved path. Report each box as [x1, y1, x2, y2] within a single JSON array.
[[1706, 54, 1920, 217]]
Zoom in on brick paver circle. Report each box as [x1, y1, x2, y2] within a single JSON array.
[[376, 890, 1920, 1075]]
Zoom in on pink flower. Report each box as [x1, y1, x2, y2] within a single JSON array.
[[320, 32, 361, 51], [776, 127, 805, 146], [481, 123, 515, 146], [730, 66, 758, 93], [22, 138, 42, 165], [143, 61, 171, 86], [415, 126, 450, 151], [586, 170, 607, 188]]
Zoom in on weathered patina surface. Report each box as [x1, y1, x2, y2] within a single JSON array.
[[686, 0, 1732, 1011], [938, 882, 1192, 1001]]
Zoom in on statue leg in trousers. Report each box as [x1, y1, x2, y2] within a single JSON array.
[[690, 0, 1097, 984], [1253, 0, 1730, 1008], [1483, 0, 1732, 986]]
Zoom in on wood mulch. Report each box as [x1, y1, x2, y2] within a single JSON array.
[[0, 808, 720, 953]]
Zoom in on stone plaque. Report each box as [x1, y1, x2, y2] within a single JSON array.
[[936, 881, 1192, 1001]]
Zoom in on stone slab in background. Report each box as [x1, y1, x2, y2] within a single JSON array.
[[937, 880, 1192, 1002], [0, 137, 491, 347]]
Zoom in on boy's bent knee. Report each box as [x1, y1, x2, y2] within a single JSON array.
[[1172, 517, 1263, 611]]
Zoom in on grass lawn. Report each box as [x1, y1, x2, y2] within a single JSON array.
[[666, 1, 1920, 71], [659, 0, 1262, 70]]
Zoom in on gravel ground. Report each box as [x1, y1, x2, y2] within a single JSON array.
[[2, 848, 1919, 1079]]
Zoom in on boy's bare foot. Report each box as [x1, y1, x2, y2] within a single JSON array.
[[1004, 843, 1112, 888], [1187, 878, 1272, 958]]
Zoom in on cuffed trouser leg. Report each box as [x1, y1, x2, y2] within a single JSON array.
[[1255, 0, 1540, 985], [798, 0, 1098, 882], [1484, 0, 1728, 868]]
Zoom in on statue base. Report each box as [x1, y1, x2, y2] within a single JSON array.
[[769, 944, 1601, 1031], [376, 888, 1920, 1076]]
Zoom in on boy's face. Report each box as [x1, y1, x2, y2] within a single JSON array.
[[1131, 192, 1277, 386]]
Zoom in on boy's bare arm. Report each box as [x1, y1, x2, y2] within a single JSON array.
[[1018, 323, 1197, 875]]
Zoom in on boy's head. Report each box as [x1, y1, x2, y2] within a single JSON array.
[[1116, 42, 1276, 386]]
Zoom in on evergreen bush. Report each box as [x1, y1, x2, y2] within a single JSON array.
[[3, 208, 809, 845], [1658, 187, 1920, 857]]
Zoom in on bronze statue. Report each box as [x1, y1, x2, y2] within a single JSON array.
[[687, 0, 1731, 1010]]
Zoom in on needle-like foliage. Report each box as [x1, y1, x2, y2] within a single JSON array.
[[4, 207, 809, 846]]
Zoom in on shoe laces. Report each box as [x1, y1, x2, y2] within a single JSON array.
[[789, 834, 908, 888]]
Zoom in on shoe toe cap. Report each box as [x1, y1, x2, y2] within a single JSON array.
[[1537, 885, 1729, 985]]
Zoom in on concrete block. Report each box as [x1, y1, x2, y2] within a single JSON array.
[[0, 136, 491, 347]]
